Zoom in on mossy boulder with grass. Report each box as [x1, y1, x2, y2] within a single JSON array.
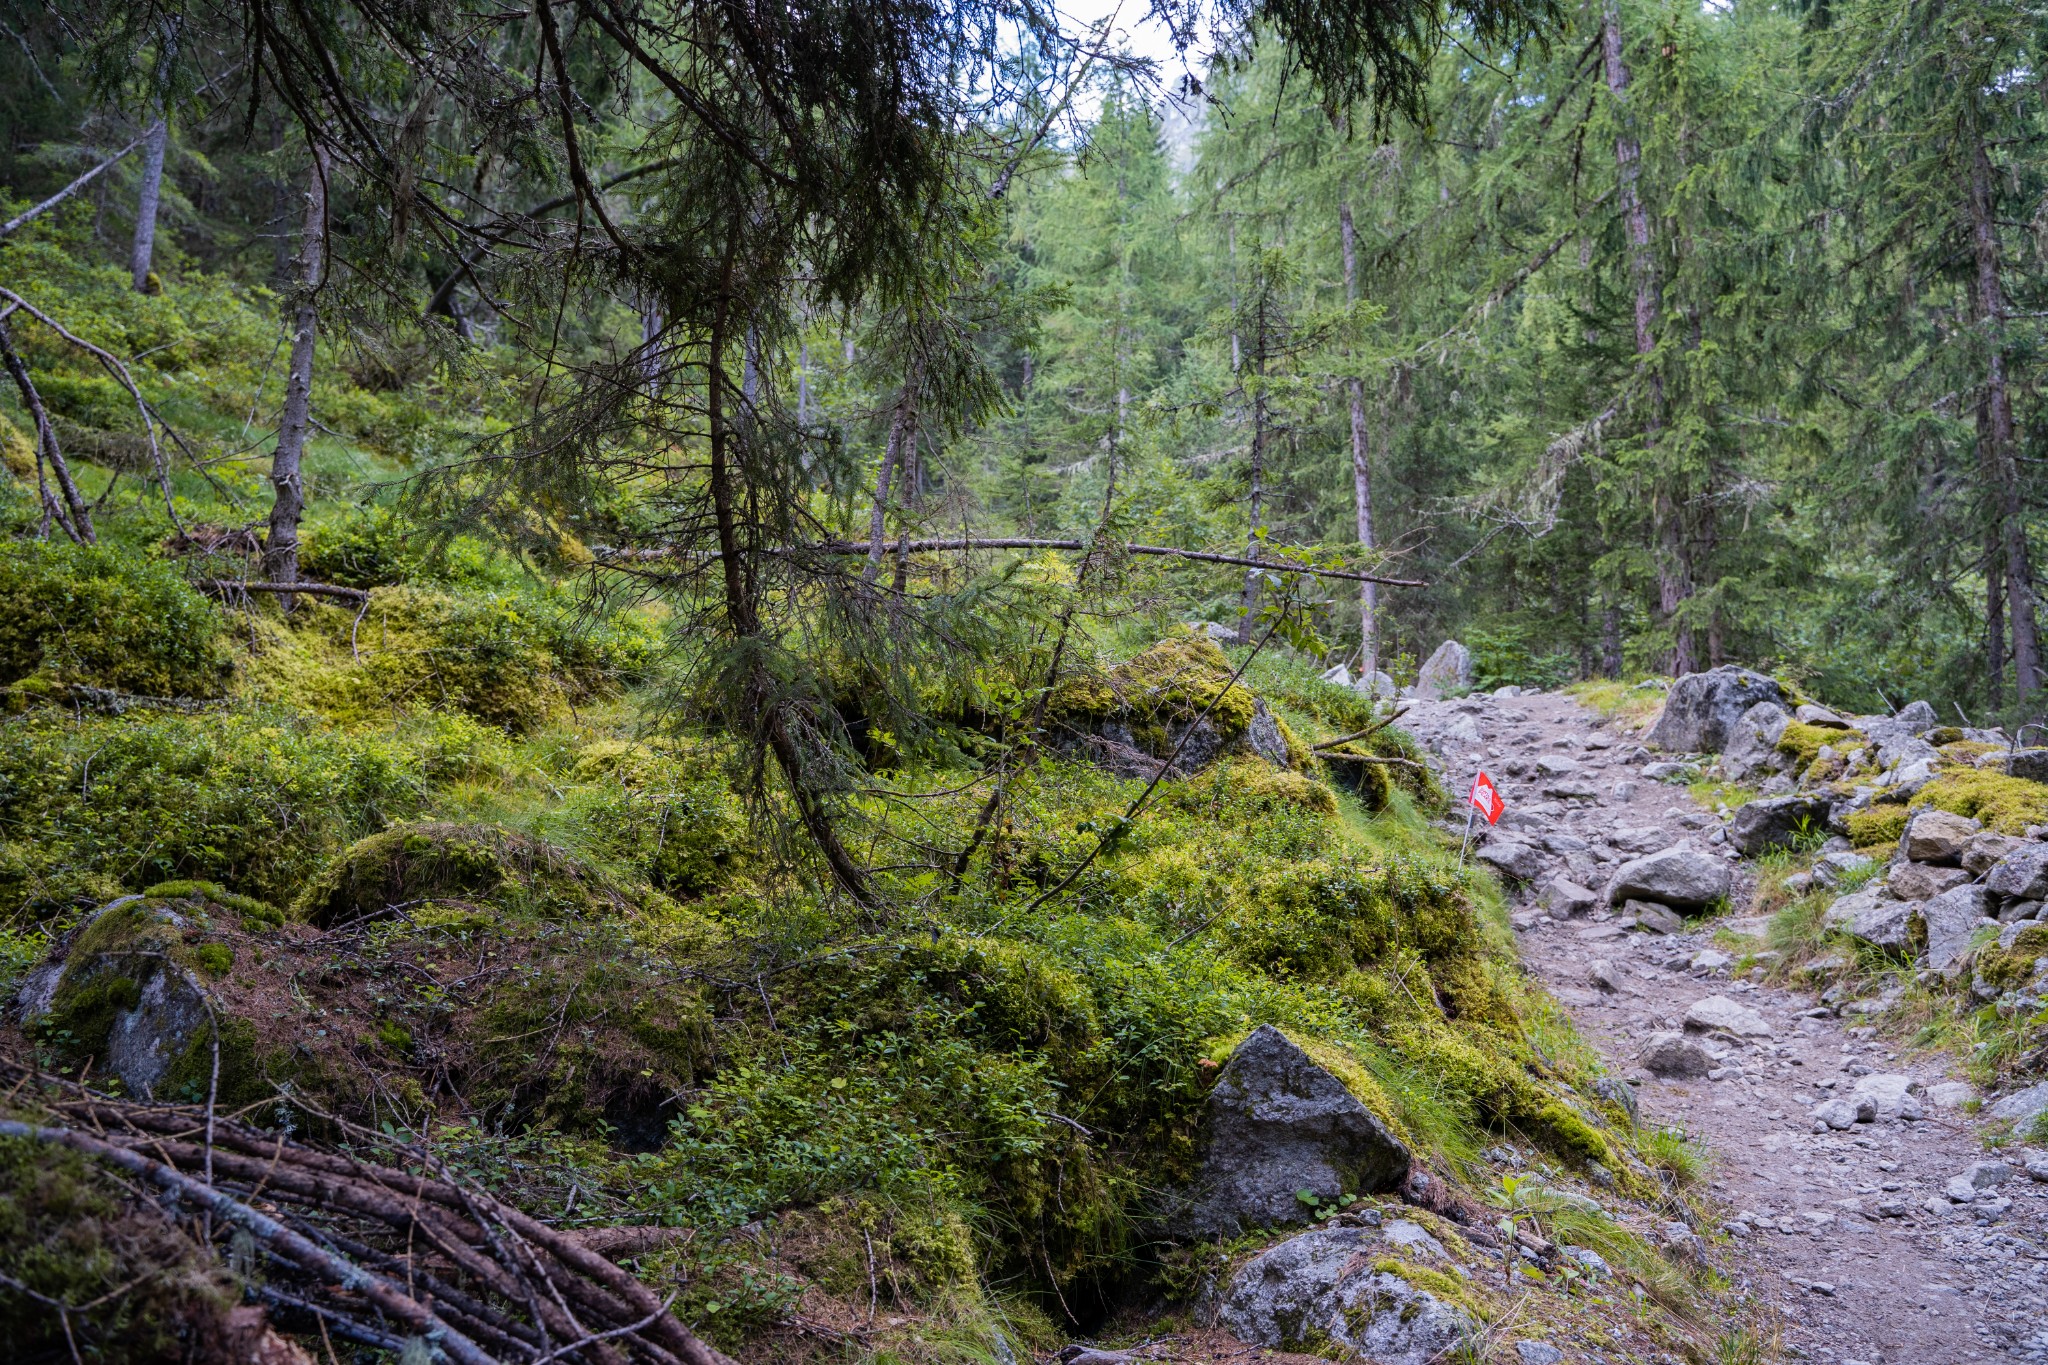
[[1176, 1024, 1412, 1237], [1048, 634, 1304, 777], [1911, 769, 2048, 836], [292, 821, 642, 927], [17, 894, 264, 1105]]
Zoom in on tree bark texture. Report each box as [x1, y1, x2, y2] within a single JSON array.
[[0, 316, 94, 543], [1603, 2, 1692, 674], [1966, 128, 2042, 698], [266, 144, 328, 601], [1339, 200, 1378, 676], [130, 117, 168, 292]]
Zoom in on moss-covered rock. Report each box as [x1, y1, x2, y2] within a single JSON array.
[[1047, 634, 1296, 777], [1912, 769, 2048, 835], [292, 821, 639, 926]]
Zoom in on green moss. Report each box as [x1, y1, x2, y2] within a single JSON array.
[[190, 943, 233, 976], [0, 711, 425, 921], [1370, 1256, 1490, 1321], [1051, 634, 1259, 737], [0, 540, 233, 701], [143, 879, 284, 928], [1975, 925, 2048, 991], [1912, 770, 2048, 835], [292, 821, 636, 926], [0, 1136, 238, 1357], [1844, 805, 1909, 848], [246, 585, 654, 732], [1775, 722, 1846, 775]]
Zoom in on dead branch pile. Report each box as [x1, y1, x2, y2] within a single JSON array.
[[0, 1069, 731, 1365]]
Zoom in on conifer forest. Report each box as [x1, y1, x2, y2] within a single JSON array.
[[4, 0, 2048, 1361]]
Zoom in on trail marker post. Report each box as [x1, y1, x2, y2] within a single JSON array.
[[1459, 770, 1505, 865]]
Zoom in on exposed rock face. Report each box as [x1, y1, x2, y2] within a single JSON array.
[[1604, 848, 1732, 909], [2004, 748, 2048, 783], [1987, 844, 2048, 902], [1795, 703, 1852, 729], [1842, 894, 1915, 950], [1920, 885, 1997, 972], [1719, 703, 1791, 782], [1245, 699, 1291, 768], [1892, 700, 1940, 729], [1627, 900, 1684, 934], [15, 897, 215, 1100], [1541, 877, 1599, 919], [1682, 995, 1772, 1039], [1639, 1031, 1714, 1078], [1414, 640, 1473, 699], [1181, 1026, 1410, 1237], [1901, 810, 1981, 865], [1887, 862, 1970, 901], [1851, 1073, 1926, 1123], [1645, 667, 1788, 754], [1478, 839, 1544, 883], [1216, 1226, 1473, 1365], [1729, 795, 1831, 857], [1961, 832, 2024, 875], [1989, 1080, 2048, 1135]]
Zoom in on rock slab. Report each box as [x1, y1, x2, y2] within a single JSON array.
[[1646, 667, 1788, 754], [1414, 641, 1473, 699], [1217, 1226, 1472, 1365], [1729, 796, 1832, 857], [1605, 847, 1732, 909], [1182, 1025, 1410, 1236]]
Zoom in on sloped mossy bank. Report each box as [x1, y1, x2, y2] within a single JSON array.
[[1, 618, 1720, 1360]]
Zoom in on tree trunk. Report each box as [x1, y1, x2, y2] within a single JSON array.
[[862, 372, 920, 587], [0, 317, 94, 543], [1966, 130, 2042, 698], [1600, 602, 1623, 677], [1987, 529, 2007, 710], [1236, 317, 1268, 644], [130, 117, 168, 292], [1339, 201, 1378, 677], [1603, 1, 1689, 673], [706, 245, 876, 909], [266, 144, 328, 604]]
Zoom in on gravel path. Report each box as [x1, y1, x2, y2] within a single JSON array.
[[1400, 687, 2048, 1365]]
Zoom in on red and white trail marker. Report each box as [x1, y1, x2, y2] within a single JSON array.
[[1468, 771, 1505, 826]]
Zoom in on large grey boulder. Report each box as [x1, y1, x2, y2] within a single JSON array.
[[1842, 894, 1916, 951], [1683, 995, 1773, 1039], [14, 897, 216, 1100], [2002, 748, 2048, 783], [1719, 703, 1791, 782], [1646, 667, 1788, 754], [1605, 848, 1732, 909], [1893, 700, 1940, 729], [1477, 839, 1544, 883], [1414, 640, 1473, 699], [1822, 885, 1886, 933], [1901, 810, 1981, 865], [1988, 1081, 2048, 1137], [1216, 1226, 1473, 1365], [1888, 862, 1972, 901], [1181, 1026, 1410, 1237], [1640, 1031, 1714, 1079], [1921, 885, 1997, 972], [1987, 844, 2048, 903], [1851, 1073, 1926, 1123], [1729, 795, 1831, 857]]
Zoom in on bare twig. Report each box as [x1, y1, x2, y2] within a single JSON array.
[[0, 130, 156, 239]]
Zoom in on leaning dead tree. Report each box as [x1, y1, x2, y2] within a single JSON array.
[[2, 1070, 732, 1365]]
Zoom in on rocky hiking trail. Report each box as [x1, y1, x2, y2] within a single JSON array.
[[1400, 684, 2048, 1365]]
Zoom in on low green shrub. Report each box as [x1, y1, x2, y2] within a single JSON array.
[[0, 540, 232, 700], [0, 709, 424, 920]]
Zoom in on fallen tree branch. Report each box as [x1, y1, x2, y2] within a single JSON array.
[[0, 130, 155, 239], [597, 538, 1426, 588], [0, 310, 92, 542], [1309, 707, 1411, 751], [0, 1118, 500, 1365], [194, 578, 368, 603]]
